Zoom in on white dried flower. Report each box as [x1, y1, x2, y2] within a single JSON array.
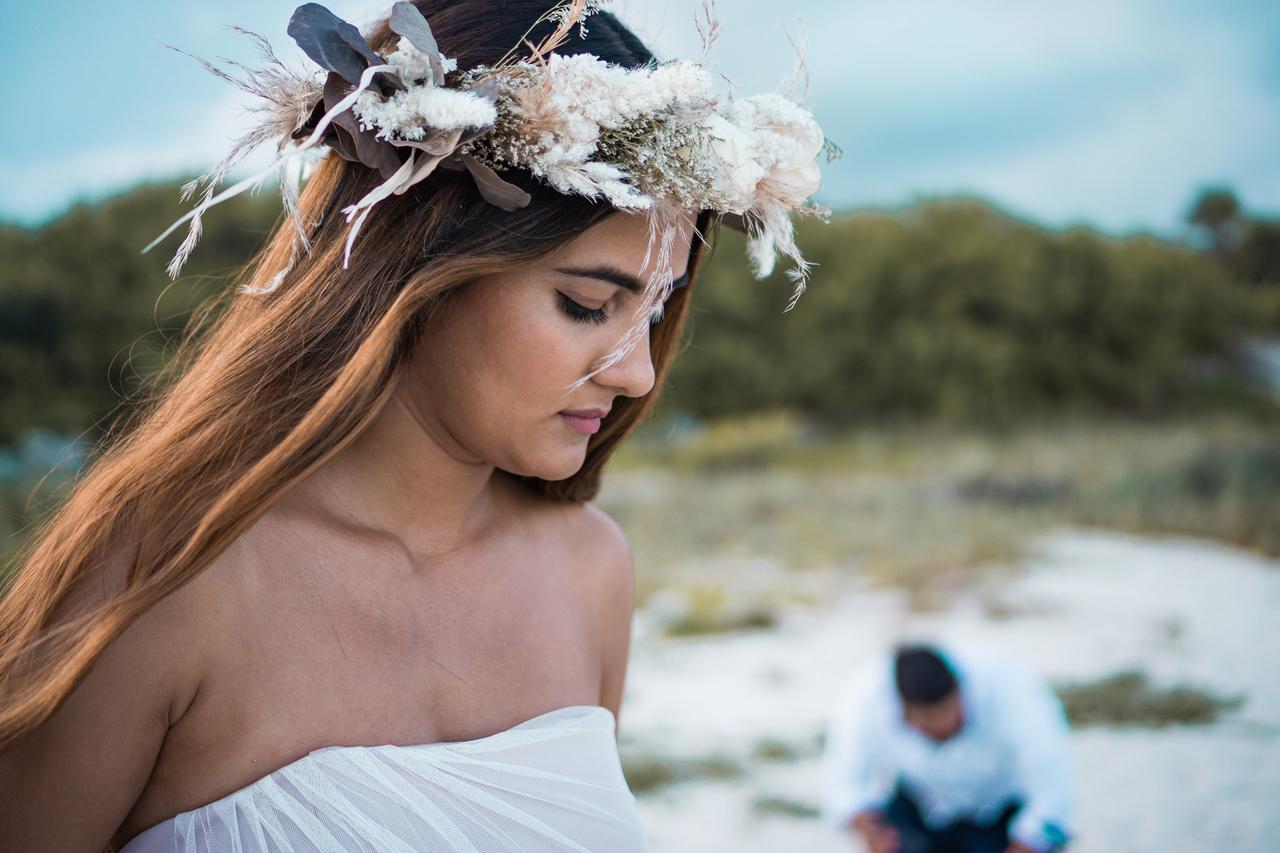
[[354, 86, 496, 139], [726, 94, 823, 207], [702, 114, 766, 213], [148, 0, 839, 364], [348, 38, 484, 140], [382, 39, 459, 85]]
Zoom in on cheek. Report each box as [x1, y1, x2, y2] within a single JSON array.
[[486, 305, 587, 397], [449, 288, 595, 427], [465, 306, 603, 478], [412, 278, 604, 476]]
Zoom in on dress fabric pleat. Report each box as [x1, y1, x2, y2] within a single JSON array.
[[120, 705, 647, 852]]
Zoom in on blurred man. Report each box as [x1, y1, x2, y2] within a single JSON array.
[[821, 643, 1073, 853]]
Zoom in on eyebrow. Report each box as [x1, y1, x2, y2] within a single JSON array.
[[553, 263, 690, 294]]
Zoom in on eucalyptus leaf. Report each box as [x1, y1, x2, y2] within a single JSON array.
[[720, 212, 749, 235], [326, 122, 362, 164], [460, 155, 532, 211], [392, 128, 464, 157], [290, 97, 327, 142], [461, 78, 498, 105], [319, 72, 362, 161], [323, 72, 404, 178], [288, 3, 385, 85], [388, 2, 445, 83], [455, 80, 498, 145], [333, 111, 405, 179]]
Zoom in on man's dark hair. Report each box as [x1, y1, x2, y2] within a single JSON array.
[[894, 645, 958, 705]]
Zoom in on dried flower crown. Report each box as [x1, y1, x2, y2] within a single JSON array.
[[144, 0, 839, 385]]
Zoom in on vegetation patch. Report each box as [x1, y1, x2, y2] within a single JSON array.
[[751, 795, 821, 820], [1053, 670, 1244, 727], [1080, 438, 1280, 556], [749, 732, 825, 763], [621, 751, 744, 795]]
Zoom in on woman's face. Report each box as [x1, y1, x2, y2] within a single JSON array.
[[405, 210, 697, 481]]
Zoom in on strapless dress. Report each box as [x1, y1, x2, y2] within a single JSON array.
[[120, 704, 646, 852]]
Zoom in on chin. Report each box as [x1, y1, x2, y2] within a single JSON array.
[[504, 446, 588, 482], [540, 455, 588, 482]]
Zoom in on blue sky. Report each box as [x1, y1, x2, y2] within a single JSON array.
[[2, 0, 1278, 235]]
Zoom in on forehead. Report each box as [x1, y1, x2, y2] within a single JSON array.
[[545, 211, 698, 279]]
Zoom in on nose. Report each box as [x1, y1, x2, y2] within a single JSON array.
[[595, 321, 656, 399]]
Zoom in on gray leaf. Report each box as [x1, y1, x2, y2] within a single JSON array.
[[460, 78, 498, 104], [388, 2, 446, 83], [288, 3, 385, 85], [719, 212, 749, 235], [461, 155, 532, 211], [454, 79, 498, 145], [388, 2, 439, 57], [323, 72, 405, 178], [327, 122, 362, 164]]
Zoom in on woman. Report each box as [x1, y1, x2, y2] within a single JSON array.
[[0, 1, 830, 850]]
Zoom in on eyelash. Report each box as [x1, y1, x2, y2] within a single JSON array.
[[555, 291, 665, 327], [557, 291, 609, 325]]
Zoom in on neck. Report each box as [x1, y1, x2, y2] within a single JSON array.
[[286, 383, 508, 563]]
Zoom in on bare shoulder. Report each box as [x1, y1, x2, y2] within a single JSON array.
[[0, 532, 224, 850], [532, 500, 637, 718], [496, 478, 638, 715], [500, 476, 635, 584], [503, 483, 636, 632], [534, 497, 636, 598], [45, 530, 226, 721], [569, 503, 634, 571]]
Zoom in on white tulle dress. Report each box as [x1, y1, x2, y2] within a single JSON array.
[[120, 705, 646, 852]]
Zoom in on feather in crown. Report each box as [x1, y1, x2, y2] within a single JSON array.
[[143, 0, 840, 385]]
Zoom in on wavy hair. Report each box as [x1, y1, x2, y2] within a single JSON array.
[[0, 0, 715, 747]]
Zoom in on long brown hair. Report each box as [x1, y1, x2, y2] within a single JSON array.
[[0, 0, 715, 747]]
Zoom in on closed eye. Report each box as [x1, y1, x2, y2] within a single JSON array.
[[556, 291, 609, 325]]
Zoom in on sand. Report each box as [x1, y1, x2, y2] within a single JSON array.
[[620, 527, 1280, 852]]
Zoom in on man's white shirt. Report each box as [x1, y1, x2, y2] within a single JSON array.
[[820, 643, 1074, 851]]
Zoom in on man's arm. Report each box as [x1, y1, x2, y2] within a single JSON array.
[[820, 665, 893, 836], [1002, 665, 1074, 852]]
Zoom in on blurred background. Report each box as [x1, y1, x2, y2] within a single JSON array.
[[2, 2, 1278, 851]]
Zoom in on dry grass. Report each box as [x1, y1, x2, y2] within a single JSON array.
[[750, 795, 822, 819], [749, 734, 823, 763], [620, 750, 744, 795], [1054, 671, 1244, 727], [599, 412, 1279, 613]]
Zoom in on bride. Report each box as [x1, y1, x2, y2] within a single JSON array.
[[0, 1, 830, 850]]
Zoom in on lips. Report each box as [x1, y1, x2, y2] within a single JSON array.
[[559, 407, 609, 436]]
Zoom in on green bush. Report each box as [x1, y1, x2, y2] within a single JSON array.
[[3, 183, 1275, 452], [665, 199, 1275, 424], [0, 181, 280, 445]]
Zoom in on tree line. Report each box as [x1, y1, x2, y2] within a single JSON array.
[[2, 181, 1278, 448]]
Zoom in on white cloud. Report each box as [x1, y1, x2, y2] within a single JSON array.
[[0, 86, 278, 224], [617, 0, 1280, 232], [0, 0, 380, 225], [4, 0, 1277, 232]]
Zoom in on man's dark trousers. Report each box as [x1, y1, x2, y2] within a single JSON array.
[[881, 785, 1020, 853]]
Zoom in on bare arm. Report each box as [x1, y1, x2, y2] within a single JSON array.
[[0, 561, 203, 851], [578, 505, 636, 731]]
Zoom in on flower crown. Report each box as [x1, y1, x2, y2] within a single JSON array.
[[144, 0, 839, 385]]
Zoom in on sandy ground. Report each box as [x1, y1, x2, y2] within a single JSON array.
[[618, 527, 1280, 853]]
